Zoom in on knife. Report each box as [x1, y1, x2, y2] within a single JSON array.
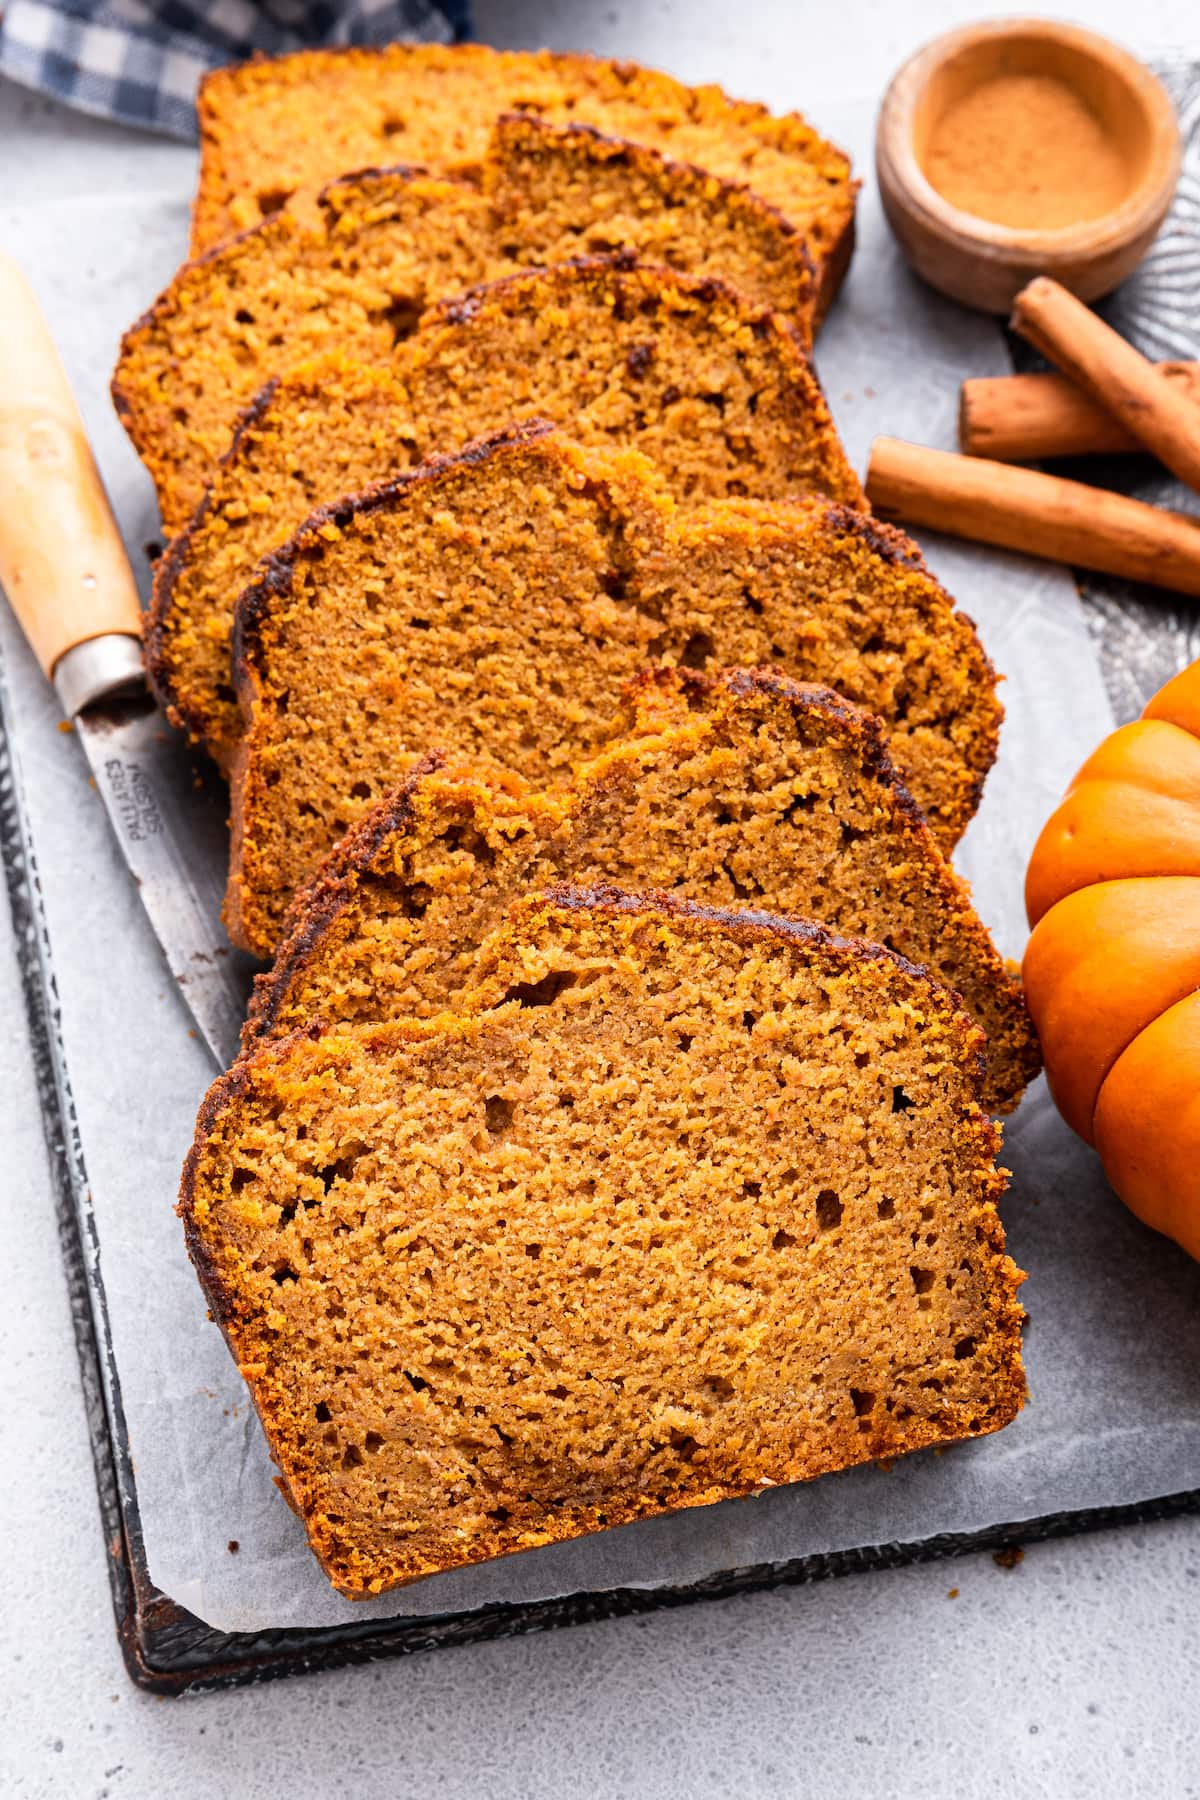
[[0, 254, 254, 1069]]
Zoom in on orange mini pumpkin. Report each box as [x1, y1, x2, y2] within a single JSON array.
[[1024, 657, 1200, 1261]]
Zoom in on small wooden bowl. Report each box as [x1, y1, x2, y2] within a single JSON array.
[[876, 19, 1181, 312]]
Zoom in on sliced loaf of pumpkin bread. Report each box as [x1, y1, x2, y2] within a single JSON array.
[[181, 886, 1024, 1598], [243, 667, 1038, 1112], [192, 43, 856, 308], [116, 119, 819, 532], [224, 426, 992, 955]]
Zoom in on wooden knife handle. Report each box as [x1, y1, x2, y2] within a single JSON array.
[[0, 255, 142, 680]]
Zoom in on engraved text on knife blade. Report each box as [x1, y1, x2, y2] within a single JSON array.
[[75, 697, 254, 1067]]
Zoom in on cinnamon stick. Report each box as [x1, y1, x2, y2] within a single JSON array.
[[960, 365, 1200, 462], [865, 437, 1200, 597], [1010, 278, 1200, 494]]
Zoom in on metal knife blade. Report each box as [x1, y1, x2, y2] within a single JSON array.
[[73, 685, 255, 1069]]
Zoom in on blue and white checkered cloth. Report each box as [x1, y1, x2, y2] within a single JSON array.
[[0, 0, 471, 138]]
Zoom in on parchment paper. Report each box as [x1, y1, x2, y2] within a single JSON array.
[[4, 94, 1199, 1636]]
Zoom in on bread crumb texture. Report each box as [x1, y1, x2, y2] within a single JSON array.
[[244, 665, 1037, 1113], [223, 426, 998, 954], [181, 890, 1025, 1598]]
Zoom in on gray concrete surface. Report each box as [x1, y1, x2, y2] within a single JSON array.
[[4, 2, 1200, 1793]]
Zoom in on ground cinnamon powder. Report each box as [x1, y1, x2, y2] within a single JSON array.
[[923, 73, 1131, 229]]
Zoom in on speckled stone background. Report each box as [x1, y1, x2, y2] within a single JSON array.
[[4, 1, 1200, 1793]]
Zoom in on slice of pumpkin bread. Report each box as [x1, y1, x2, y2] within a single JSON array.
[[116, 121, 819, 533], [180, 886, 1025, 1599], [120, 244, 848, 544], [242, 668, 1038, 1112], [192, 43, 856, 310], [649, 501, 1001, 849], [151, 400, 990, 814], [223, 426, 987, 956], [225, 424, 672, 955], [483, 114, 815, 323], [398, 258, 860, 510], [115, 169, 491, 534], [242, 753, 560, 1047]]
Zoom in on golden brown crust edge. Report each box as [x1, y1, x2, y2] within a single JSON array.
[[142, 374, 284, 749]]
